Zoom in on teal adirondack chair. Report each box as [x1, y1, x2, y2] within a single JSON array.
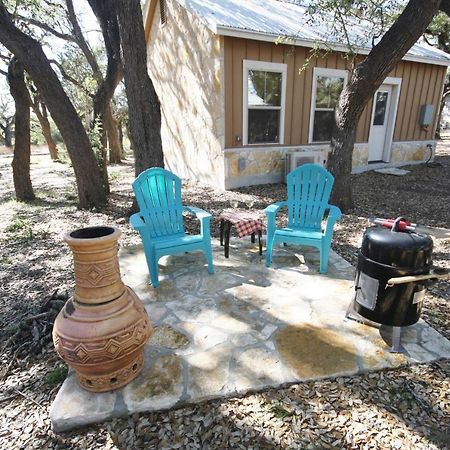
[[130, 168, 214, 287], [265, 164, 342, 273]]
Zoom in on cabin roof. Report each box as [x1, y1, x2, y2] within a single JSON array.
[[163, 0, 450, 66]]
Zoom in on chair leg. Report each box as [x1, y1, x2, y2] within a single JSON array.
[[265, 236, 274, 267], [219, 219, 224, 246], [204, 241, 214, 274], [319, 244, 330, 274], [148, 255, 160, 287], [142, 245, 160, 287]]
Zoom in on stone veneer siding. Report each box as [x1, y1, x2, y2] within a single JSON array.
[[147, 0, 225, 188], [225, 140, 436, 188]]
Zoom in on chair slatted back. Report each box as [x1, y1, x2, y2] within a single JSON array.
[[132, 168, 185, 238], [286, 164, 334, 230]]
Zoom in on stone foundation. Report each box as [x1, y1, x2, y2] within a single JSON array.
[[224, 140, 436, 187]]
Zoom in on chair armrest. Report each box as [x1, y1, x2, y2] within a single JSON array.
[[324, 205, 342, 235], [183, 206, 212, 237], [264, 201, 288, 217], [326, 205, 342, 221], [264, 201, 288, 235], [183, 206, 212, 220], [130, 213, 146, 231]]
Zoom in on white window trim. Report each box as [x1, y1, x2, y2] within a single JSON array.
[[309, 67, 348, 144], [243, 60, 287, 146]]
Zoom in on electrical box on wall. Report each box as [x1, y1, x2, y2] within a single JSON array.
[[419, 104, 434, 126]]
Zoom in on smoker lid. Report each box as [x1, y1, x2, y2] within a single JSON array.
[[361, 226, 433, 269]]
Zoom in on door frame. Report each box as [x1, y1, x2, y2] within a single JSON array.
[[368, 77, 402, 162]]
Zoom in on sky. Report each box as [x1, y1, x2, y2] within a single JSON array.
[[0, 1, 101, 109]]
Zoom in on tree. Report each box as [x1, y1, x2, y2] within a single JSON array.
[[114, 0, 164, 176], [305, 0, 450, 211], [0, 91, 14, 147], [424, 12, 450, 136], [8, 57, 34, 201], [28, 83, 59, 160], [0, 2, 107, 208]]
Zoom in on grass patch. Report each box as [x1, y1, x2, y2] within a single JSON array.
[[46, 365, 68, 386], [270, 404, 293, 419], [5, 218, 29, 232]]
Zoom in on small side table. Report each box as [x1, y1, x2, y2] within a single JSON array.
[[219, 209, 264, 258]]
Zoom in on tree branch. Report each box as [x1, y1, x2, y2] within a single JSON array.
[[65, 0, 102, 82], [49, 59, 92, 97], [15, 14, 76, 42]]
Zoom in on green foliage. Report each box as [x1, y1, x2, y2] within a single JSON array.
[[30, 117, 45, 145], [270, 404, 293, 419], [5, 218, 29, 232], [88, 116, 104, 161], [298, 0, 404, 57], [46, 365, 68, 386], [426, 11, 450, 53]]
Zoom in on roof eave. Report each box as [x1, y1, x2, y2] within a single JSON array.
[[216, 26, 450, 67]]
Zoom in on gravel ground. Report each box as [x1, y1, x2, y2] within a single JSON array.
[[0, 141, 449, 449]]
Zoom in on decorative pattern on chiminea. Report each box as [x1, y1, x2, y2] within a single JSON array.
[[53, 226, 152, 392]]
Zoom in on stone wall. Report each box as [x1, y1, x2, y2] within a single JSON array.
[[147, 0, 225, 188], [391, 141, 435, 163], [225, 141, 435, 187]]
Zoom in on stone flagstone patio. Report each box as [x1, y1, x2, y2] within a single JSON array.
[[50, 238, 450, 432]]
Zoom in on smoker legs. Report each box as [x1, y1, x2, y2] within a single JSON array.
[[390, 326, 402, 353]]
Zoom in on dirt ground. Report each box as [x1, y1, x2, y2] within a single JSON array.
[[0, 142, 449, 449]]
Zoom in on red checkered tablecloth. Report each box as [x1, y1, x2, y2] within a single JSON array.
[[219, 209, 264, 238]]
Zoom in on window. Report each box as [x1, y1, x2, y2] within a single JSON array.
[[243, 60, 287, 145], [160, 0, 166, 26], [373, 91, 388, 125], [309, 68, 348, 143]]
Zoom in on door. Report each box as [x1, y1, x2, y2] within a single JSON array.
[[368, 85, 392, 162]]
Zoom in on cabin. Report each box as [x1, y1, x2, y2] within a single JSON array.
[[144, 0, 450, 189]]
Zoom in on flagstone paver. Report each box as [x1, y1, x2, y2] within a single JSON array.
[[50, 238, 450, 432]]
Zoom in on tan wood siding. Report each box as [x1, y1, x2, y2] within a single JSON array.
[[224, 36, 446, 148], [224, 38, 234, 147], [284, 48, 295, 145]]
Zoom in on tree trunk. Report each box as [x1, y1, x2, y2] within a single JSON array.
[[0, 119, 14, 147], [0, 3, 106, 209], [105, 105, 122, 163], [8, 57, 35, 201], [117, 118, 125, 158], [87, 0, 125, 190], [115, 0, 164, 176], [31, 98, 59, 160], [327, 0, 442, 212]]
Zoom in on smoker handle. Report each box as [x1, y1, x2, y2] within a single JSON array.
[[386, 271, 450, 287]]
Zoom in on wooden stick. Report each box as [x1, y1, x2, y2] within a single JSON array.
[[25, 312, 50, 322], [387, 272, 450, 287], [13, 388, 44, 409]]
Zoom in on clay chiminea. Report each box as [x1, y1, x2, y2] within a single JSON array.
[[53, 226, 152, 392]]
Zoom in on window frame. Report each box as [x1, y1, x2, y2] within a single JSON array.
[[242, 60, 287, 146], [309, 67, 348, 144]]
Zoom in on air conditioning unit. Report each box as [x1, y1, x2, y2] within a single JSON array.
[[285, 150, 327, 177]]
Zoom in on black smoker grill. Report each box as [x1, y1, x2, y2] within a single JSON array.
[[348, 219, 439, 351]]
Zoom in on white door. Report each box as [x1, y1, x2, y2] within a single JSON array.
[[368, 85, 392, 162]]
